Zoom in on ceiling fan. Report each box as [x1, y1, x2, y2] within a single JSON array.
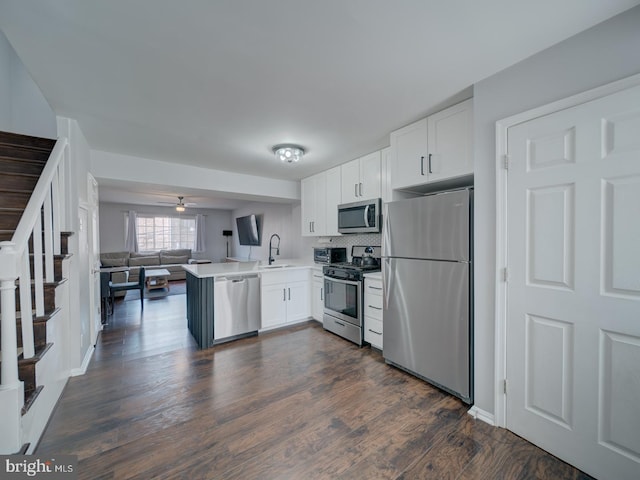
[[157, 195, 197, 211]]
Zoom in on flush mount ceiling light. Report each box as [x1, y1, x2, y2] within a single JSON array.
[[273, 144, 305, 163], [175, 196, 186, 212]]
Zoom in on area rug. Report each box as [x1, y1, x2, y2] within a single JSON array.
[[124, 280, 186, 301]]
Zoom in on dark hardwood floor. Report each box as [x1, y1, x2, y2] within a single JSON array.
[[37, 287, 592, 479]]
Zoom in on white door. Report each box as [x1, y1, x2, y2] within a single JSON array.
[[506, 84, 640, 480], [78, 207, 90, 353], [87, 174, 101, 342]]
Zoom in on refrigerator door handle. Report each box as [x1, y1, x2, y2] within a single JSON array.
[[364, 205, 370, 228], [382, 257, 391, 309], [381, 202, 390, 257]]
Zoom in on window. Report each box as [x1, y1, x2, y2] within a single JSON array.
[[128, 214, 196, 251]]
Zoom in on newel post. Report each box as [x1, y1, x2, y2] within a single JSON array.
[[0, 241, 19, 387], [0, 241, 23, 454]]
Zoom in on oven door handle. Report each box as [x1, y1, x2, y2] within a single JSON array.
[[363, 204, 370, 228], [324, 276, 361, 287]]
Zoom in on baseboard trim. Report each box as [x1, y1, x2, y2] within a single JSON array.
[[467, 406, 495, 426], [70, 345, 94, 377]]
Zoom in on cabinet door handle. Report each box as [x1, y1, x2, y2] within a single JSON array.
[[354, 183, 358, 197], [359, 182, 363, 197], [288, 288, 291, 300], [368, 328, 382, 335], [311, 221, 314, 233], [368, 286, 382, 290], [320, 287, 323, 301], [368, 305, 382, 310], [283, 288, 286, 301], [428, 153, 433, 174], [420, 156, 425, 176]]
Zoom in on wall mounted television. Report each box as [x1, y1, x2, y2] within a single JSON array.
[[236, 214, 261, 246]]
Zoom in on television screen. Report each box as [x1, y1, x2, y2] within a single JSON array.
[[236, 214, 261, 246]]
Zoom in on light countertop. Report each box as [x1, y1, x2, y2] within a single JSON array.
[[182, 258, 315, 279]]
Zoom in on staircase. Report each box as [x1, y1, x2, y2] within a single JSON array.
[[0, 131, 72, 453]]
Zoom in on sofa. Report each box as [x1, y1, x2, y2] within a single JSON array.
[[100, 249, 195, 284]]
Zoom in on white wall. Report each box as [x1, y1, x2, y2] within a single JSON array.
[[230, 202, 302, 262], [0, 31, 56, 138], [98, 202, 232, 263], [472, 6, 640, 415], [57, 117, 94, 370], [0, 33, 10, 128]]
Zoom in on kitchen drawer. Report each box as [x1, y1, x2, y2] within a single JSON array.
[[324, 315, 362, 346], [364, 316, 383, 349], [365, 279, 383, 297], [365, 294, 383, 320], [261, 268, 309, 285]]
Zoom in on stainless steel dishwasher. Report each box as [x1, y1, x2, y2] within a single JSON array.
[[213, 274, 260, 343]]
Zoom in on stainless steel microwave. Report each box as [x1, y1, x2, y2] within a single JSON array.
[[337, 198, 381, 234]]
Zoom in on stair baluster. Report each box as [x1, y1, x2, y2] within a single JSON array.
[[33, 212, 44, 316], [19, 249, 35, 359]]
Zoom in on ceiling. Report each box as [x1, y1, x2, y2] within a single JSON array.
[[1, 1, 638, 206], [97, 179, 291, 210]]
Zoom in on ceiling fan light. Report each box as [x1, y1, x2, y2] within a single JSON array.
[[176, 205, 185, 212], [273, 144, 304, 163]]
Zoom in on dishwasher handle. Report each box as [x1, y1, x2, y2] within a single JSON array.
[[216, 274, 259, 282]]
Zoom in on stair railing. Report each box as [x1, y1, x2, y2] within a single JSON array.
[[0, 137, 68, 389]]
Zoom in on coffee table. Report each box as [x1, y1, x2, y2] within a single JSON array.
[[145, 268, 171, 292]]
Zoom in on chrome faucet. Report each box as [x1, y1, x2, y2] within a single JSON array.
[[268, 234, 281, 265]]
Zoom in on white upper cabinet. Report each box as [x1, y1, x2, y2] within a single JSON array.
[[390, 99, 473, 190], [359, 151, 381, 200], [341, 150, 381, 203], [427, 99, 473, 182], [325, 166, 342, 236], [300, 172, 326, 236], [301, 167, 341, 237], [341, 158, 361, 203], [390, 118, 428, 190]]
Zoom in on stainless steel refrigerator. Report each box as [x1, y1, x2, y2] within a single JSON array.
[[382, 188, 473, 404]]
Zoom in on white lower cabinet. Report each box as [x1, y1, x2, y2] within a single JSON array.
[[364, 277, 383, 349], [311, 270, 324, 322], [260, 269, 310, 330]]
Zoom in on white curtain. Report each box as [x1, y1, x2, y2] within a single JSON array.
[[194, 214, 206, 253], [125, 210, 138, 252]]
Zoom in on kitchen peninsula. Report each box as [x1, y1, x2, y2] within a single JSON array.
[[183, 260, 312, 349]]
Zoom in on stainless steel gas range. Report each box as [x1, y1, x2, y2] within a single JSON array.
[[323, 246, 381, 346]]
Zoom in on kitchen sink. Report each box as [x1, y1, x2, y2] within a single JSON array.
[[261, 264, 290, 269]]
